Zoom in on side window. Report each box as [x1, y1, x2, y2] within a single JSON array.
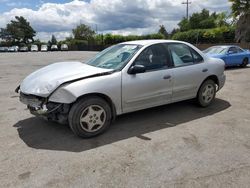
[[134, 44, 168, 71], [228, 47, 238, 54], [237, 47, 244, 53], [168, 44, 194, 67], [190, 48, 204, 63]]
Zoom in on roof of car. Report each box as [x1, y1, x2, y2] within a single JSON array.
[[209, 45, 240, 48], [121, 39, 186, 46]]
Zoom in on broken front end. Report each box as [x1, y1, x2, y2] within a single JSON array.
[[19, 92, 70, 124]]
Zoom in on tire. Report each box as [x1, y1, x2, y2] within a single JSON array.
[[197, 79, 216, 107], [68, 96, 112, 138], [240, 58, 248, 68]]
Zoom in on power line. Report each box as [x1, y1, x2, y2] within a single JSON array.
[[182, 0, 192, 19]]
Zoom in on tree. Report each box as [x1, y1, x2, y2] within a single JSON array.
[[0, 16, 36, 44], [229, 0, 250, 42], [229, 0, 250, 17], [178, 18, 191, 32], [158, 25, 169, 38], [189, 9, 216, 29], [51, 35, 57, 45], [0, 28, 12, 42], [170, 28, 180, 37], [72, 24, 95, 40], [215, 12, 230, 27], [177, 9, 231, 32]]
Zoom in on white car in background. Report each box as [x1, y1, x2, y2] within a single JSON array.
[[8, 46, 19, 52], [17, 40, 226, 138], [51, 45, 58, 51], [41, 45, 48, 52], [31, 45, 38, 52], [61, 44, 69, 51]]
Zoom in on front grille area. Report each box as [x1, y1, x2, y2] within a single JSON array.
[[19, 92, 44, 108]]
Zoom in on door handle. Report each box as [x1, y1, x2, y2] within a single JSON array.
[[163, 75, 171, 80], [202, 68, 208, 72]]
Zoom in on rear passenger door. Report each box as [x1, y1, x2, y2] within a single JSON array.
[[168, 43, 208, 102]]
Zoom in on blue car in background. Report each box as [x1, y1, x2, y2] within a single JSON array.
[[203, 45, 250, 67]]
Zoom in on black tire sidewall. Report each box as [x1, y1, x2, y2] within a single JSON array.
[[197, 80, 216, 107], [68, 97, 112, 138], [241, 58, 248, 68]]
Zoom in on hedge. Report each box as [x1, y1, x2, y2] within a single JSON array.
[[172, 26, 235, 44]]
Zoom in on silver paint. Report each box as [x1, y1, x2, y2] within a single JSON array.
[[19, 40, 226, 116]]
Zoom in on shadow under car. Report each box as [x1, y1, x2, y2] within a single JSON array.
[[13, 98, 231, 152]]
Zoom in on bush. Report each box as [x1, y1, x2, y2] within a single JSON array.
[[172, 26, 235, 44]]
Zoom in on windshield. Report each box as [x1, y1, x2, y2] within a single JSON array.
[[86, 44, 142, 70], [203, 46, 228, 54]]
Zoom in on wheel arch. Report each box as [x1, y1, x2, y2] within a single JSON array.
[[198, 75, 219, 94], [74, 93, 117, 121]]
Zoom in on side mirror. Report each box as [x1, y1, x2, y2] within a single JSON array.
[[128, 65, 146, 74]]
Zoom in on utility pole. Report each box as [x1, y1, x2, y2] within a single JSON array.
[[182, 0, 191, 20]]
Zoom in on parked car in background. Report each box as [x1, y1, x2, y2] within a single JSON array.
[[17, 40, 226, 138], [31, 45, 38, 52], [204, 45, 250, 67], [19, 46, 29, 52], [41, 45, 48, 52], [60, 44, 68, 51], [51, 45, 58, 51], [0, 47, 9, 52], [8, 46, 19, 52]]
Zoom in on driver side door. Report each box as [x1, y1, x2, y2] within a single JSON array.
[[225, 47, 242, 65], [121, 44, 173, 113]]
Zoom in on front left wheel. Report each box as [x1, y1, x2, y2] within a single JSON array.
[[68, 96, 112, 138]]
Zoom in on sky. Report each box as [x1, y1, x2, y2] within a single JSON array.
[[0, 0, 232, 41]]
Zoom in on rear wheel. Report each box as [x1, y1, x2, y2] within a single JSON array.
[[240, 58, 248, 68], [68, 96, 112, 138], [197, 79, 216, 107]]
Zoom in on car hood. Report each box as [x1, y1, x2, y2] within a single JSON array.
[[20, 61, 112, 97]]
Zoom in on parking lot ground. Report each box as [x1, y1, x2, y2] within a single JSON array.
[[0, 52, 250, 188]]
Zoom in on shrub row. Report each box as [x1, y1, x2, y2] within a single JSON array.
[[172, 26, 236, 44]]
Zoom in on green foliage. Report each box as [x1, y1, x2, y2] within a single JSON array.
[[158, 25, 169, 38], [102, 33, 165, 45], [58, 32, 165, 50], [172, 26, 236, 43], [178, 18, 190, 32], [72, 24, 95, 40], [0, 16, 36, 44], [178, 9, 230, 32], [51, 35, 57, 45], [172, 8, 235, 44], [229, 0, 250, 17]]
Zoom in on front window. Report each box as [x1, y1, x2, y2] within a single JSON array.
[[86, 44, 142, 70], [133, 44, 169, 71]]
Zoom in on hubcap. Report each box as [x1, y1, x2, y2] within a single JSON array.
[[80, 105, 106, 133], [202, 84, 215, 104]]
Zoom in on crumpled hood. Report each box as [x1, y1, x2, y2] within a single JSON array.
[[20, 61, 112, 97]]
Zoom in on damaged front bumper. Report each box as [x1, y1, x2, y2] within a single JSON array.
[[19, 92, 70, 124], [19, 92, 48, 115]]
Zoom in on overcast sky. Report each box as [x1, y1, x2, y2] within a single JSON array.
[[0, 0, 232, 41]]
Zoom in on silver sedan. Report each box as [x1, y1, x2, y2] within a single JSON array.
[[17, 40, 226, 138]]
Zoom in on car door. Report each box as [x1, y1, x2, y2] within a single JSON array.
[[225, 47, 244, 65], [122, 44, 173, 113], [167, 43, 209, 102]]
